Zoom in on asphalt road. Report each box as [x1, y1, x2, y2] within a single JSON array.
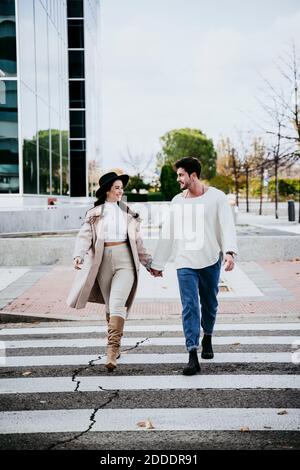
[[0, 319, 299, 451]]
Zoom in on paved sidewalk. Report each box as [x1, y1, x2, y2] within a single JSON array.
[[237, 212, 300, 235], [0, 260, 299, 322]]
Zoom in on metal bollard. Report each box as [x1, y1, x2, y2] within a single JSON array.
[[288, 200, 295, 222]]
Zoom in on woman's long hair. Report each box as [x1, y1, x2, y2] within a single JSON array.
[[94, 193, 106, 207], [93, 182, 139, 218]]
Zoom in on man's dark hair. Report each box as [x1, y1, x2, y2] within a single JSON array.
[[174, 157, 201, 178]]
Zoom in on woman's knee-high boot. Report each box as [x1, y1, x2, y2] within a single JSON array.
[[105, 315, 125, 371]]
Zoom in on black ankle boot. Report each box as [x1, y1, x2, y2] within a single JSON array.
[[182, 349, 201, 375], [201, 334, 214, 359]]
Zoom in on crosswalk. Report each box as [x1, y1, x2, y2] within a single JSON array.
[[0, 321, 299, 449]]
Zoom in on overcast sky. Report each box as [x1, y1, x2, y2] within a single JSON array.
[[100, 0, 300, 174]]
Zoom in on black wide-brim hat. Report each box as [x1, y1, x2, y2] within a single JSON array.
[[95, 171, 129, 198]]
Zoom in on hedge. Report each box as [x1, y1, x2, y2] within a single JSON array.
[[123, 192, 164, 202]]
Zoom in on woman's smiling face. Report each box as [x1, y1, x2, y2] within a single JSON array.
[[106, 180, 124, 201]]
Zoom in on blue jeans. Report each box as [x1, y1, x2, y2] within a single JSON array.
[[177, 258, 221, 352]]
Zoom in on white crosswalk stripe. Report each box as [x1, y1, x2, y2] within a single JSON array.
[[0, 375, 299, 394], [0, 408, 299, 433], [1, 352, 296, 367], [0, 322, 299, 444], [4, 335, 300, 349], [1, 323, 299, 336]]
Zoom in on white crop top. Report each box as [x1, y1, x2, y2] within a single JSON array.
[[103, 201, 128, 242]]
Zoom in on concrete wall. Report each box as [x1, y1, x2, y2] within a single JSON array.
[[1, 201, 299, 234], [0, 236, 299, 266], [0, 206, 90, 234], [0, 203, 168, 233]]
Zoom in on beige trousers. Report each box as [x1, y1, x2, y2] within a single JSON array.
[[97, 244, 135, 319]]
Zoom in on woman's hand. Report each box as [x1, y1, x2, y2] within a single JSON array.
[[73, 257, 83, 270], [147, 267, 163, 277]]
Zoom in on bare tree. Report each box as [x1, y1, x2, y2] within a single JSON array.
[[249, 138, 268, 215], [121, 145, 154, 178], [264, 43, 300, 147], [217, 138, 243, 206], [258, 42, 300, 220], [236, 131, 260, 213]]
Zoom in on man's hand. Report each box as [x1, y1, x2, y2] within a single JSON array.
[[224, 254, 235, 272], [148, 268, 163, 277], [73, 257, 83, 270]]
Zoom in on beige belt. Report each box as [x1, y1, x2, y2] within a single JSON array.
[[104, 241, 128, 247]]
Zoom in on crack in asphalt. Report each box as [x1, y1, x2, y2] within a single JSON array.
[[70, 337, 148, 391], [121, 336, 150, 354], [47, 389, 120, 450], [71, 354, 104, 392], [47, 336, 148, 449]]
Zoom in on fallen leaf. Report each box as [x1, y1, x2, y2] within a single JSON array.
[[277, 410, 288, 415], [137, 419, 155, 429], [264, 426, 272, 429], [22, 371, 32, 376], [137, 421, 146, 428], [145, 419, 154, 429], [240, 427, 250, 432], [232, 343, 241, 346]]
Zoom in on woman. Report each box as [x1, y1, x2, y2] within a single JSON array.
[[67, 171, 154, 371]]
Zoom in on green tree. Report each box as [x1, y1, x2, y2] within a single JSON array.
[[160, 164, 180, 200], [159, 128, 217, 179], [126, 175, 150, 194]]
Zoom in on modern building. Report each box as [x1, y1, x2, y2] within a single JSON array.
[[0, 0, 101, 207]]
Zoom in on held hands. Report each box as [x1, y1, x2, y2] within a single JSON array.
[[224, 254, 235, 272], [147, 267, 163, 277]]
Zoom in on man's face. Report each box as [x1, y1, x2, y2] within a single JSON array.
[[176, 167, 191, 190]]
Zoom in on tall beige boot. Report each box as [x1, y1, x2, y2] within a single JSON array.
[[105, 315, 125, 371]]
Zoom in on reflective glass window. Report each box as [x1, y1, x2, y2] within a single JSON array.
[[0, 79, 19, 193], [21, 83, 37, 194], [48, 21, 60, 112], [40, 1, 48, 11], [61, 127, 69, 195], [67, 0, 83, 18], [68, 50, 84, 78], [37, 98, 50, 194], [0, 0, 17, 76], [50, 109, 61, 194], [35, 0, 49, 103], [68, 19, 84, 48], [69, 110, 85, 138], [69, 80, 85, 108], [18, 0, 35, 91], [70, 139, 86, 196]]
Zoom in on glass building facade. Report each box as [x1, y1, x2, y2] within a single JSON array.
[[68, 0, 101, 197], [0, 0, 101, 201]]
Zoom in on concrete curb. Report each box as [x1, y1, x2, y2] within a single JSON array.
[[0, 235, 300, 265]]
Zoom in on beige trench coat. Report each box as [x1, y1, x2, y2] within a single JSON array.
[[66, 204, 152, 315]]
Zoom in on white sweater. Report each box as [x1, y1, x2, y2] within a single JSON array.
[[151, 187, 238, 270]]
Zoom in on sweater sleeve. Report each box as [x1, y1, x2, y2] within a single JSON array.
[[151, 208, 175, 271], [135, 220, 153, 269], [218, 194, 238, 256]]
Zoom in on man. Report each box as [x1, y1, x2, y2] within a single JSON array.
[[150, 157, 237, 375]]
